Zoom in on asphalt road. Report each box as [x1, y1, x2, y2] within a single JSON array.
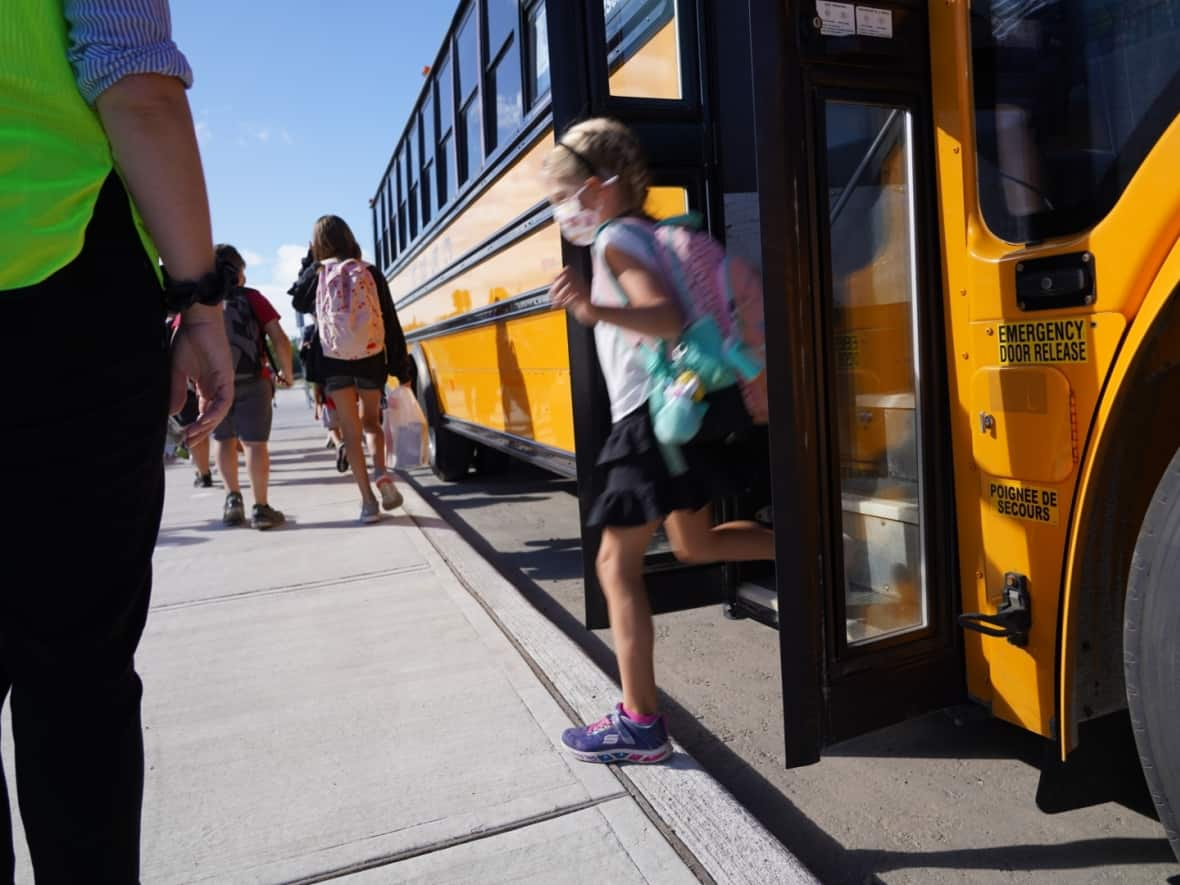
[[404, 458, 1179, 885]]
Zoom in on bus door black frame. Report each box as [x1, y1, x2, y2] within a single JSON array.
[[547, 0, 734, 631], [749, 0, 962, 765]]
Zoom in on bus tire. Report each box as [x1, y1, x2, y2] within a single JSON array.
[[416, 368, 472, 482], [1126, 448, 1180, 861]]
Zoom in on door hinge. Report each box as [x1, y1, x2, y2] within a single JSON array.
[[959, 573, 1031, 647]]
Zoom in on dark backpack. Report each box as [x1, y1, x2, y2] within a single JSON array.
[[223, 287, 263, 379]]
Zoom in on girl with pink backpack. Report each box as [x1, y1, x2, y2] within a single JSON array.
[[310, 214, 410, 523], [545, 118, 774, 764]]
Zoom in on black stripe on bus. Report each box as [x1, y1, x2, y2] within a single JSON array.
[[404, 286, 552, 343], [442, 416, 577, 478]]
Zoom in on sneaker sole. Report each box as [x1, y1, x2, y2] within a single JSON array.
[[565, 743, 673, 765], [253, 518, 284, 530], [379, 487, 403, 511], [361, 512, 381, 525]]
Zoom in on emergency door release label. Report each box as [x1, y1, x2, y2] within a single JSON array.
[[997, 320, 1089, 365], [816, 2, 855, 36], [988, 479, 1060, 526], [855, 6, 893, 38]]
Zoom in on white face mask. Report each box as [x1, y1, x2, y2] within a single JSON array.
[[552, 177, 618, 247]]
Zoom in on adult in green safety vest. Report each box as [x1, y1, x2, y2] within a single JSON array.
[[0, 1, 232, 881]]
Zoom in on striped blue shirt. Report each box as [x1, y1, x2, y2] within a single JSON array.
[[63, 0, 193, 104]]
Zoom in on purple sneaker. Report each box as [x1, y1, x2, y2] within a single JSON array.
[[561, 704, 672, 764]]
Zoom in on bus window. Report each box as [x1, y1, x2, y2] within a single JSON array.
[[391, 178, 401, 263], [823, 101, 928, 647], [487, 0, 516, 53], [528, 3, 550, 104], [971, 0, 1180, 244], [462, 99, 483, 185], [457, 7, 481, 184], [421, 105, 434, 226], [437, 55, 455, 207], [407, 121, 419, 239], [487, 2, 523, 153], [396, 154, 407, 249], [605, 0, 681, 99]]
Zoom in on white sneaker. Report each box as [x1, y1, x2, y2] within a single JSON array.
[[376, 475, 403, 511], [360, 498, 381, 524]]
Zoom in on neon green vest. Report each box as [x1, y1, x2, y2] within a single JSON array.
[[0, 0, 157, 291]]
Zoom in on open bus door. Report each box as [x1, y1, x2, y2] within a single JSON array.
[[747, 2, 964, 765], [546, 0, 742, 630], [551, 0, 963, 769]]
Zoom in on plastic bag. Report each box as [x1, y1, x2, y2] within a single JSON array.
[[383, 384, 428, 469]]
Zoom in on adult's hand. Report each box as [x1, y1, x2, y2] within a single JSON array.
[[171, 304, 232, 445]]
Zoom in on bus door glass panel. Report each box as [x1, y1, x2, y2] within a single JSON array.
[[604, 0, 682, 99], [823, 101, 929, 646]]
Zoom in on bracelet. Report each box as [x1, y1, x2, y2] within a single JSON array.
[[163, 267, 232, 313]]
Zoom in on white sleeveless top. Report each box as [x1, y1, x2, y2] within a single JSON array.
[[591, 221, 663, 424]]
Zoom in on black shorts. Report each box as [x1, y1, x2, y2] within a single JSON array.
[[587, 386, 755, 528], [322, 351, 386, 393], [213, 376, 274, 443]]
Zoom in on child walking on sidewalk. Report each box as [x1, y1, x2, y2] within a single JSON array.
[[545, 119, 774, 764]]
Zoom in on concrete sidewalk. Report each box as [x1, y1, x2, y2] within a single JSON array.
[[7, 389, 814, 884]]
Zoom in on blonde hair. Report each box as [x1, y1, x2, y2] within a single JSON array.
[[544, 118, 649, 212]]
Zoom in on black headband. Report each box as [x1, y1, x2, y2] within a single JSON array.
[[557, 141, 601, 178]]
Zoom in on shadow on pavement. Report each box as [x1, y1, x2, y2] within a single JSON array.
[[406, 468, 1179, 884]]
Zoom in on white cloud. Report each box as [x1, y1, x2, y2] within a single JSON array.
[[195, 119, 212, 145], [243, 243, 311, 336]]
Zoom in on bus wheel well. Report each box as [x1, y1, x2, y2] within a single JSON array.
[[1068, 288, 1180, 739]]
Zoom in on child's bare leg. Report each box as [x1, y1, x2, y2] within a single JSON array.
[[596, 522, 661, 716], [665, 506, 774, 564], [191, 436, 210, 476]]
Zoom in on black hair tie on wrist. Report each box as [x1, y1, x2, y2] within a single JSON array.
[[163, 264, 234, 313]]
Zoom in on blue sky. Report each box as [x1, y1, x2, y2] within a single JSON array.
[[172, 1, 455, 333]]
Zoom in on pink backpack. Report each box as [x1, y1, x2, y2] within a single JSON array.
[[315, 258, 384, 361], [611, 216, 769, 424]]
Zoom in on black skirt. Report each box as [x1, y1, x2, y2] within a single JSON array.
[[587, 385, 755, 527]]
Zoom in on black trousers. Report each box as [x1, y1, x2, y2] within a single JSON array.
[[0, 176, 168, 883]]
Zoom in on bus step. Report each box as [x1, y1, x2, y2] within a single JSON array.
[[730, 578, 779, 628]]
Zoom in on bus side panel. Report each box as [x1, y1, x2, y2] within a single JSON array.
[[931, 3, 1180, 742], [419, 309, 575, 452], [398, 225, 562, 336], [1060, 238, 1180, 754], [390, 134, 555, 304]]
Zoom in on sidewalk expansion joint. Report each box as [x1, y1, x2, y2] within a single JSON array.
[[284, 791, 630, 884], [402, 490, 716, 885], [151, 563, 432, 612]]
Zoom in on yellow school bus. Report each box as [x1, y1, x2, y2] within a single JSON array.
[[372, 0, 1180, 859]]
